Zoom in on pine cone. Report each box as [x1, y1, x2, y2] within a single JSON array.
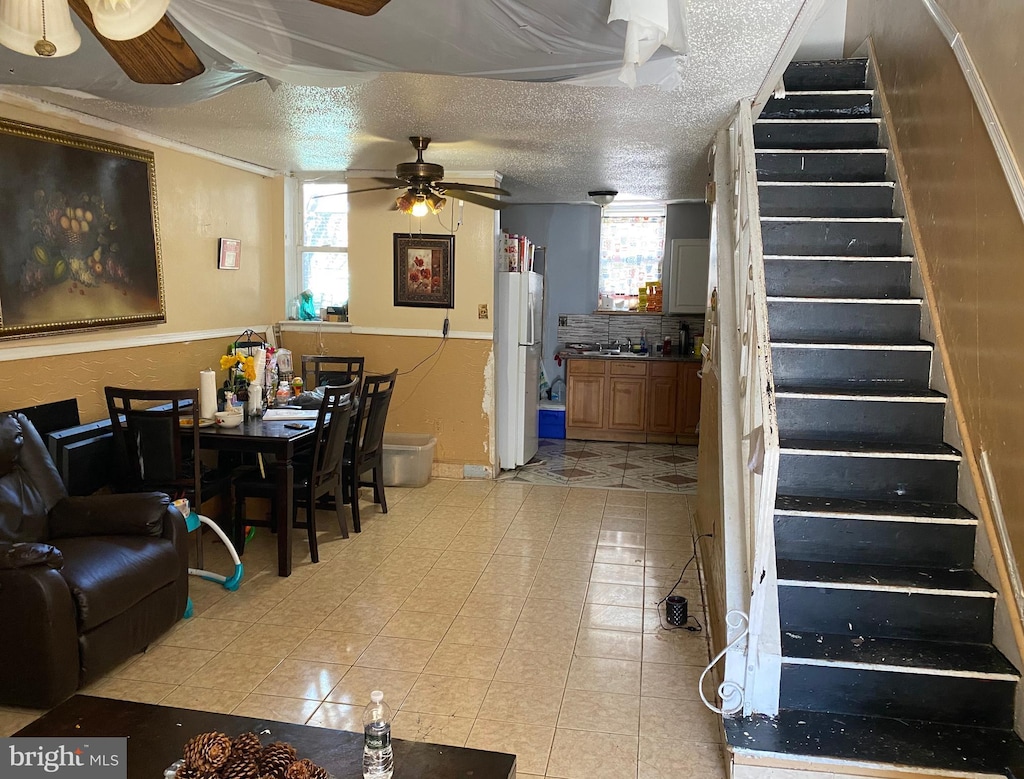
[[230, 733, 263, 764], [218, 756, 261, 779], [259, 743, 297, 779], [184, 732, 232, 773]]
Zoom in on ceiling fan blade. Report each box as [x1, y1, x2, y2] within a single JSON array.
[[446, 189, 508, 210], [372, 177, 410, 187], [437, 182, 511, 197], [68, 0, 205, 85], [345, 184, 404, 195], [308, 0, 392, 16]]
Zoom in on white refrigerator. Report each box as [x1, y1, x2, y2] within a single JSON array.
[[496, 270, 544, 470]]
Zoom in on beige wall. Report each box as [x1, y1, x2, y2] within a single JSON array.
[[347, 177, 499, 335], [311, 176, 501, 471], [0, 98, 283, 423], [280, 331, 493, 471], [845, 2, 1024, 570]]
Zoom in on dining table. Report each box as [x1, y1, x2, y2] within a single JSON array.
[[195, 415, 318, 577]]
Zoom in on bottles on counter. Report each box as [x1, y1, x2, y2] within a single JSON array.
[[362, 690, 394, 779]]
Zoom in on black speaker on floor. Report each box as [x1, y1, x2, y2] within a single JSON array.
[[666, 595, 688, 626]]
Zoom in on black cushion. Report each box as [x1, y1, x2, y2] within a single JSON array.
[[53, 536, 181, 632]]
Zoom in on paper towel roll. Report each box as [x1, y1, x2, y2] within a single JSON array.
[[254, 348, 267, 388], [200, 370, 217, 420]]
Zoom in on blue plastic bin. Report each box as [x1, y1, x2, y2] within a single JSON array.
[[538, 402, 566, 439]]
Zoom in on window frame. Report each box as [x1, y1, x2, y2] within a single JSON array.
[[598, 201, 668, 299], [288, 173, 350, 316]]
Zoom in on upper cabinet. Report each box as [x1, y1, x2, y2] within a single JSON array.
[[667, 239, 710, 314]]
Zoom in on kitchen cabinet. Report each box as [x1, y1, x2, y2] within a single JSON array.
[[667, 239, 710, 314], [608, 361, 647, 432], [647, 362, 679, 435], [566, 359, 605, 430], [677, 360, 702, 438], [566, 357, 701, 443]]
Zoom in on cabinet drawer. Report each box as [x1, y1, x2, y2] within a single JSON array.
[[649, 361, 678, 378], [568, 359, 606, 375], [609, 361, 647, 377]]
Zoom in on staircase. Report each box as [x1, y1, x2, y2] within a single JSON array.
[[724, 58, 1024, 776]]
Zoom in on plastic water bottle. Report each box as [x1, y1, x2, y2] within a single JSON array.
[[362, 690, 394, 779]]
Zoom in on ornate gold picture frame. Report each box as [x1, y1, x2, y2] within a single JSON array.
[[0, 118, 165, 340]]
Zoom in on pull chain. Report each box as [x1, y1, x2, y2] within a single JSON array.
[[35, 0, 58, 56]]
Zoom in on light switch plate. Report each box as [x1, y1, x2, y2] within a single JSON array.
[[478, 304, 489, 319]]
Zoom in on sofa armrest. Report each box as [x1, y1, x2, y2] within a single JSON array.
[[0, 566, 79, 707], [0, 541, 63, 569], [48, 492, 172, 539]]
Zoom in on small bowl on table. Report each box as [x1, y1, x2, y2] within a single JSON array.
[[214, 409, 244, 428]]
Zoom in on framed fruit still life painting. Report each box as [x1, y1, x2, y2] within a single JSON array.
[[393, 233, 454, 308], [0, 118, 165, 340]]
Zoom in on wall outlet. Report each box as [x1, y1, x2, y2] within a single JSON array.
[[478, 303, 489, 319]]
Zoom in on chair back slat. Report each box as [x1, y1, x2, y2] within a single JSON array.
[[354, 370, 397, 460], [311, 379, 357, 489], [302, 355, 365, 396], [104, 387, 201, 504]]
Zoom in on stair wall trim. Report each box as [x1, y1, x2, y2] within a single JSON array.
[[920, 0, 1024, 227], [981, 449, 1024, 661], [732, 747, 1004, 779], [777, 509, 976, 527], [866, 37, 1024, 722], [782, 656, 1019, 681], [779, 580, 997, 598]]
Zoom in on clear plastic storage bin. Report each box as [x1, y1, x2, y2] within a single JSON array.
[[382, 433, 437, 487]]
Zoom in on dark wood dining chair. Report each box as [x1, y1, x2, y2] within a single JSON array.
[[301, 355, 365, 395], [232, 380, 356, 563], [104, 386, 231, 567], [342, 370, 397, 533]]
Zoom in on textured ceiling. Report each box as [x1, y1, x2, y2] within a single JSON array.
[[3, 0, 804, 203]]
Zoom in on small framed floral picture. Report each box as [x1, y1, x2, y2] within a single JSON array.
[[218, 238, 241, 270], [393, 233, 454, 308]]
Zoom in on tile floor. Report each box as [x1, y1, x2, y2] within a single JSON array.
[[501, 439, 699, 493], [0, 479, 724, 779]]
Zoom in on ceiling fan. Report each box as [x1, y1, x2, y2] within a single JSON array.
[[0, 0, 392, 85], [348, 136, 511, 215]]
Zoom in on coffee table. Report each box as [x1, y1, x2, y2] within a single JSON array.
[[15, 696, 516, 779]]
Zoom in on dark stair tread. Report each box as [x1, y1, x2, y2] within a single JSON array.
[[777, 559, 995, 593], [782, 631, 1019, 677], [783, 59, 868, 90], [724, 708, 1024, 775], [775, 494, 976, 522], [775, 387, 945, 400], [779, 438, 960, 457], [771, 337, 932, 347]]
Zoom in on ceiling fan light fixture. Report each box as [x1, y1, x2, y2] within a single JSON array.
[[410, 196, 429, 218], [588, 190, 618, 207], [426, 192, 446, 214], [84, 0, 169, 41], [0, 0, 81, 58], [395, 191, 417, 213]]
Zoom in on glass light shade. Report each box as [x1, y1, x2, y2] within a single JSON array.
[[85, 0, 169, 41], [395, 192, 416, 213], [0, 0, 81, 57], [426, 192, 446, 214], [410, 198, 429, 218]]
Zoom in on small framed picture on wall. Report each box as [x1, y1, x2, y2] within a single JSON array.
[[218, 238, 241, 270], [393, 233, 454, 308]]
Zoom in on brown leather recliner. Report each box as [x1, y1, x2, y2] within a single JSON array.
[[0, 413, 189, 708]]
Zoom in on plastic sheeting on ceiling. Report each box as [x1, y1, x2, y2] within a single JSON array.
[[0, 0, 689, 105]]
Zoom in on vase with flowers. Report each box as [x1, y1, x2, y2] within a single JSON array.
[[218, 347, 257, 410]]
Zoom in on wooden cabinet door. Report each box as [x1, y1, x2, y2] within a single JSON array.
[[647, 373, 679, 434], [567, 368, 605, 431], [676, 361, 702, 436], [608, 376, 647, 431]]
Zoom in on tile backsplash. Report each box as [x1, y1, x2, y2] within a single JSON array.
[[557, 313, 705, 351]]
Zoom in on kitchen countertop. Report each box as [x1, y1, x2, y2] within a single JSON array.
[[561, 351, 701, 363]]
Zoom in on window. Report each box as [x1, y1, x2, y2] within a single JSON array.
[[299, 179, 349, 310], [598, 205, 667, 297]]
